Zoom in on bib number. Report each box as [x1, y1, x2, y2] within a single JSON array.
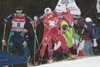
[[17, 22, 20, 27]]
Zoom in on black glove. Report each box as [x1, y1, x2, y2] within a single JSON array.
[[59, 16, 64, 20]]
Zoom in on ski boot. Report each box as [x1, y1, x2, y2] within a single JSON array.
[[47, 57, 53, 63], [38, 57, 43, 65]]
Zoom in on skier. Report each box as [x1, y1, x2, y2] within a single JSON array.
[[35, 7, 72, 64], [32, 7, 55, 64], [2, 6, 34, 67], [60, 20, 78, 55]]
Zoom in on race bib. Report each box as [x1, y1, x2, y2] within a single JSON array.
[[12, 21, 25, 28]]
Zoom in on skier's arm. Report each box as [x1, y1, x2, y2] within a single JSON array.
[[33, 15, 43, 27], [2, 14, 14, 46], [25, 15, 42, 27], [3, 14, 14, 23], [59, 15, 70, 24]]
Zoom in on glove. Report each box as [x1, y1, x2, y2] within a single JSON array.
[[33, 16, 38, 21], [2, 19, 7, 23], [59, 16, 64, 20], [23, 29, 28, 33], [84, 24, 88, 29], [70, 22, 74, 27], [2, 39, 6, 46], [93, 39, 97, 47]]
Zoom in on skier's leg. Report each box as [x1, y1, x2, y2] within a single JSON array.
[[47, 38, 53, 63], [40, 27, 51, 58]]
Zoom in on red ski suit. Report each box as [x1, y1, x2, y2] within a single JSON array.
[[40, 11, 70, 58]]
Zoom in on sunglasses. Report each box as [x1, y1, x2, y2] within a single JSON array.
[[16, 10, 23, 14]]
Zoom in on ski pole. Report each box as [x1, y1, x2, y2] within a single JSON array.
[[33, 21, 37, 64], [79, 29, 84, 42], [30, 26, 53, 62], [2, 22, 6, 50], [32, 26, 39, 46]]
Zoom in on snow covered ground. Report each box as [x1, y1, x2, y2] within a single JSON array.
[[33, 56, 100, 67]]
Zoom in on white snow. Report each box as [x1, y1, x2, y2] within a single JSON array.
[[34, 56, 100, 67]]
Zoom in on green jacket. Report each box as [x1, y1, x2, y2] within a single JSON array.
[[61, 20, 80, 48], [61, 20, 73, 48]]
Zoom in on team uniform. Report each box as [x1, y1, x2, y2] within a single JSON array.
[[4, 13, 33, 55], [40, 11, 71, 62]]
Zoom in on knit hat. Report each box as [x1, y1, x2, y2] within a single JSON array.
[[62, 25, 68, 30], [15, 6, 23, 13], [55, 6, 62, 13], [85, 17, 92, 22], [44, 7, 52, 14]]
